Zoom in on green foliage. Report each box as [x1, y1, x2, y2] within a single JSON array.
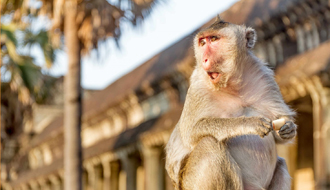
[[1, 24, 18, 46], [23, 29, 56, 68], [1, 22, 57, 104]]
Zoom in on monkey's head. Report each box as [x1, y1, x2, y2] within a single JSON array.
[[193, 16, 256, 89]]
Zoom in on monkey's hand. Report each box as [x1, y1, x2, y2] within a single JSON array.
[[254, 117, 273, 138], [278, 121, 297, 140]]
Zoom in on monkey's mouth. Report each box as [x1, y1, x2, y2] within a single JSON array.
[[207, 72, 221, 83]]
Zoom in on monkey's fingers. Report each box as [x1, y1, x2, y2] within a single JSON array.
[[279, 124, 291, 133], [279, 121, 296, 133], [256, 118, 273, 138], [278, 129, 296, 139], [278, 122, 296, 140], [260, 118, 273, 129]]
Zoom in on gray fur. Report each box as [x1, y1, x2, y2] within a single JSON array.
[[165, 20, 296, 190]]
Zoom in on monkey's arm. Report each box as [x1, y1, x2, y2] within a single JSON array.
[[256, 74, 297, 144], [180, 117, 273, 148], [165, 126, 190, 188]]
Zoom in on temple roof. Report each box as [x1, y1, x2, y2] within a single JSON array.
[[30, 0, 308, 147], [276, 40, 330, 87]]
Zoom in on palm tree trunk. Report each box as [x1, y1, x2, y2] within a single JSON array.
[[64, 0, 82, 190]]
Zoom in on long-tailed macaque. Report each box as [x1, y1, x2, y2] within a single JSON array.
[[165, 17, 297, 190]]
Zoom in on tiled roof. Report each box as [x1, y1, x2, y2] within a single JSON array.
[[30, 0, 307, 147], [276, 40, 330, 86]]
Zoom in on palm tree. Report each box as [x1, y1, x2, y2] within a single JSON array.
[[37, 0, 162, 189], [63, 1, 83, 189], [1, 24, 51, 104], [1, 22, 57, 120], [1, 7, 57, 179]]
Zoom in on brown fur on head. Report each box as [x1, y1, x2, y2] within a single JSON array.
[[193, 16, 257, 90]]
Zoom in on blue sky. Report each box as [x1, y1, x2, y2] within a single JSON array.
[[47, 0, 238, 89]]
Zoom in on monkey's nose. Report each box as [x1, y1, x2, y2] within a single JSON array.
[[202, 59, 212, 71]]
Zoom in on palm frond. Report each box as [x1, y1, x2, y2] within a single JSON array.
[[16, 56, 42, 93], [1, 24, 19, 46], [38, 0, 164, 54], [23, 29, 56, 67]]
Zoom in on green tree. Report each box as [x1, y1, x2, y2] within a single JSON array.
[[1, 2, 58, 179], [1, 23, 56, 105]]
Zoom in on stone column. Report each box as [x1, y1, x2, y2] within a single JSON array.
[[38, 179, 51, 190], [86, 163, 95, 190], [49, 175, 62, 190], [29, 181, 40, 190], [319, 85, 330, 187], [20, 184, 30, 190], [102, 161, 110, 190], [142, 146, 163, 190], [82, 169, 88, 190], [121, 156, 138, 190], [94, 164, 104, 190], [110, 161, 120, 190]]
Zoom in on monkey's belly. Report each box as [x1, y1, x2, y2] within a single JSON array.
[[227, 134, 277, 189]]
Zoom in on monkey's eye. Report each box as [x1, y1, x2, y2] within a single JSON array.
[[210, 36, 219, 42], [199, 39, 206, 46]]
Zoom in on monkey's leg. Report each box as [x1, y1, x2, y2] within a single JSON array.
[[180, 137, 243, 190], [268, 157, 291, 190]]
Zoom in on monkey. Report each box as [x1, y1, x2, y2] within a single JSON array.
[[165, 17, 297, 190]]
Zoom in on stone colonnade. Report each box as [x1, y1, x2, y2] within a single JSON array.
[[10, 145, 174, 190]]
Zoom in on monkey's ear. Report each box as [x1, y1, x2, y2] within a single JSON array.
[[215, 14, 222, 22], [246, 27, 256, 49]]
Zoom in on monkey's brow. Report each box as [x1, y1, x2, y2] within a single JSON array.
[[196, 30, 220, 39]]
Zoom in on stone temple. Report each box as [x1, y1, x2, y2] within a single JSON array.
[[1, 0, 330, 189]]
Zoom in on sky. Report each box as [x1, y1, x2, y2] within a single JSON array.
[[46, 0, 238, 90]]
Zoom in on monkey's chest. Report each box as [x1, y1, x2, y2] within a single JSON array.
[[207, 97, 244, 118], [227, 135, 277, 188]]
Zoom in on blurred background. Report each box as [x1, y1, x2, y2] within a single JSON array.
[[1, 0, 330, 190]]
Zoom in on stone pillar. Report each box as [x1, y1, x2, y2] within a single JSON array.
[[320, 86, 330, 186], [102, 161, 111, 190], [94, 164, 104, 190], [38, 179, 51, 190], [121, 156, 138, 190], [20, 184, 30, 190], [305, 77, 327, 189], [86, 164, 95, 190], [142, 146, 164, 190], [49, 175, 62, 190], [82, 169, 88, 190], [110, 161, 120, 190], [29, 181, 40, 190], [295, 25, 305, 53], [136, 166, 145, 190]]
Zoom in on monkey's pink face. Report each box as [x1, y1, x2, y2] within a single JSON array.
[[197, 34, 227, 84]]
